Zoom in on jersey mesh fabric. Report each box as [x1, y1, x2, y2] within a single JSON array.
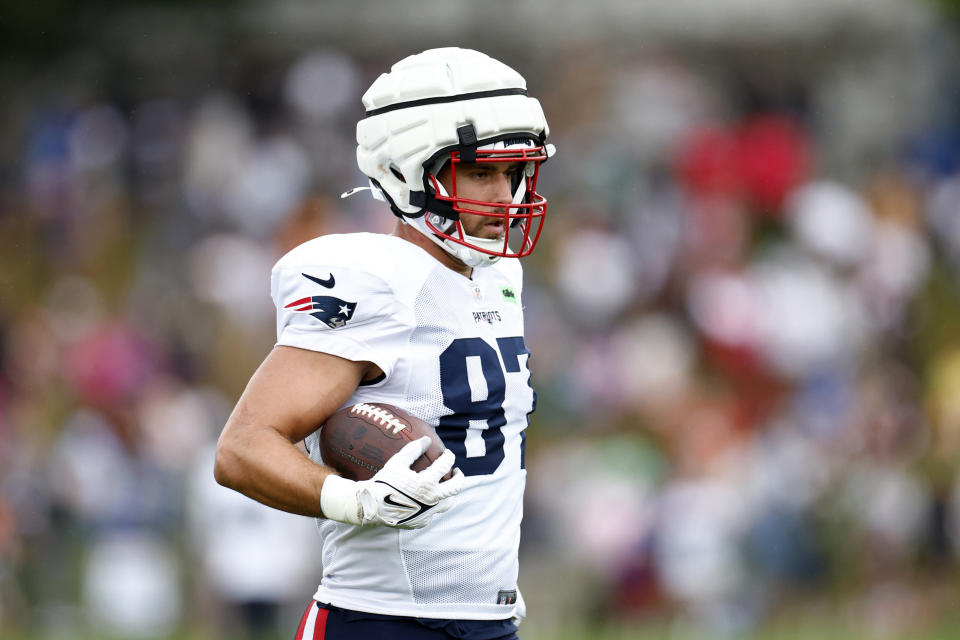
[[398, 270, 523, 607]]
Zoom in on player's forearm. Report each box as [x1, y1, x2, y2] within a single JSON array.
[[214, 420, 333, 517]]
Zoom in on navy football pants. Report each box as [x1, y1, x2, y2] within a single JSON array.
[[293, 601, 519, 640]]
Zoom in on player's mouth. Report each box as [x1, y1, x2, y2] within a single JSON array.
[[480, 220, 506, 238]]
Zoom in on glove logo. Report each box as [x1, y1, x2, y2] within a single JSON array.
[[383, 495, 404, 507], [377, 480, 439, 526], [284, 295, 357, 328]]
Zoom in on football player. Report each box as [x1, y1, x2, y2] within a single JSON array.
[[214, 47, 554, 640]]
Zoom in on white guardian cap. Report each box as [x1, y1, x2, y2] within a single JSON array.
[[353, 47, 554, 267]]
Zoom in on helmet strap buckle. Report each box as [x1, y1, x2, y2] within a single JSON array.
[[456, 124, 478, 163]]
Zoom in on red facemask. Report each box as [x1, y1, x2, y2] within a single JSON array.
[[424, 143, 550, 259]]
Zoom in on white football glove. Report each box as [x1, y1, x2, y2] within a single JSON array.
[[320, 436, 464, 529]]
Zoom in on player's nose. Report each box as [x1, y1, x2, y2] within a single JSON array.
[[491, 171, 513, 204]]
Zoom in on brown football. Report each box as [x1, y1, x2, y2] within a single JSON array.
[[318, 402, 451, 481]]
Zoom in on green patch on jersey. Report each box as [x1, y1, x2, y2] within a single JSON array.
[[501, 287, 517, 303]]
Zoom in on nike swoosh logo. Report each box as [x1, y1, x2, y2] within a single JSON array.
[[383, 495, 413, 508], [379, 483, 431, 512], [303, 272, 335, 288]]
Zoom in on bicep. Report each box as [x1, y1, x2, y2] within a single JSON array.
[[226, 345, 370, 443]]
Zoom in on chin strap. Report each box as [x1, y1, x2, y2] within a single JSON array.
[[444, 236, 503, 267], [409, 189, 458, 222], [398, 217, 502, 267], [419, 178, 504, 267]]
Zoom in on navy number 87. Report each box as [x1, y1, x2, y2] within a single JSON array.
[[436, 336, 532, 477]]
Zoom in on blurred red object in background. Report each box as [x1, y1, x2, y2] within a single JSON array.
[[675, 114, 811, 215]]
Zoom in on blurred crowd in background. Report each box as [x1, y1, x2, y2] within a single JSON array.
[[3, 1, 960, 638]]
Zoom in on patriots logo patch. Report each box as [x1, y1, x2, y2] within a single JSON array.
[[285, 295, 357, 328]]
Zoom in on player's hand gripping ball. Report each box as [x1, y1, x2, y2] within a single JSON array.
[[319, 403, 462, 528]]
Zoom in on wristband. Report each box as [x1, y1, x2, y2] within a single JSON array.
[[319, 474, 363, 525]]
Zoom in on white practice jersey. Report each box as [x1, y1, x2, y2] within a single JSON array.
[[270, 232, 535, 620]]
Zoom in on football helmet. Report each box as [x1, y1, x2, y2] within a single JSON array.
[[353, 47, 554, 267]]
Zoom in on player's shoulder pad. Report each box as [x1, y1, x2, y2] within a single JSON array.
[[271, 233, 431, 331], [274, 233, 436, 283]]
